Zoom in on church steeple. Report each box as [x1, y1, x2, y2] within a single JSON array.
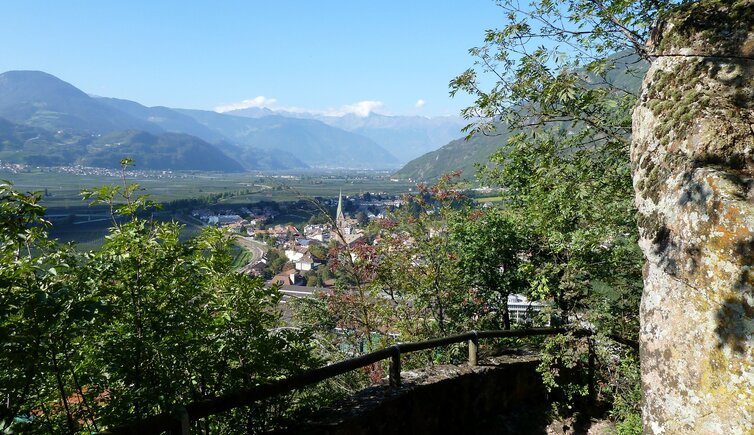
[[336, 190, 344, 223]]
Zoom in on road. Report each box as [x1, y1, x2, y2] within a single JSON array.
[[167, 214, 268, 265], [234, 236, 268, 264]]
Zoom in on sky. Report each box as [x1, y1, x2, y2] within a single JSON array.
[[0, 1, 506, 117]]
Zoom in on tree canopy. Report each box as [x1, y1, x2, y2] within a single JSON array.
[[0, 169, 320, 433]]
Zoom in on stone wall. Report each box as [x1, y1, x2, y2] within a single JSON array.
[[631, 1, 754, 433], [285, 355, 547, 435]]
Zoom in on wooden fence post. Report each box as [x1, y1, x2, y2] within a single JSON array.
[[389, 345, 401, 388], [172, 406, 190, 435], [587, 336, 595, 405], [468, 331, 478, 366]]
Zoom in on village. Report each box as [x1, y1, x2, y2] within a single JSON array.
[[190, 191, 404, 300], [190, 189, 546, 323]]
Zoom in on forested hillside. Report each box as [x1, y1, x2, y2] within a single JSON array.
[[395, 54, 646, 181], [393, 126, 507, 180]]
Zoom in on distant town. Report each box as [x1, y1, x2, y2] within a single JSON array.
[[190, 188, 543, 321], [193, 191, 401, 288]]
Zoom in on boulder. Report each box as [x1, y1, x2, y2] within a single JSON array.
[[632, 1, 754, 432]]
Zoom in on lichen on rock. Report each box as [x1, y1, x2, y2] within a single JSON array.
[[632, 1, 754, 433]]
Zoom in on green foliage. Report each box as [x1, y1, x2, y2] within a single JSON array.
[[447, 0, 689, 426], [538, 334, 592, 409], [265, 249, 288, 277], [0, 181, 84, 433], [0, 166, 319, 433], [308, 212, 330, 225], [609, 353, 643, 434], [294, 175, 548, 370], [449, 207, 527, 330], [368, 174, 470, 341]]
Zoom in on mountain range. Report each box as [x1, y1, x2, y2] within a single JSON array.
[[0, 55, 646, 180], [226, 107, 466, 163], [0, 70, 464, 172]]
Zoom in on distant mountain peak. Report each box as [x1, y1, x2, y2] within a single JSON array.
[[224, 106, 466, 163], [0, 70, 90, 103]]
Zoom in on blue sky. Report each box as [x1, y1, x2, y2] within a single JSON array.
[[0, 1, 505, 117]]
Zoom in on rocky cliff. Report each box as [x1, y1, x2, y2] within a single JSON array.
[[631, 1, 754, 433]]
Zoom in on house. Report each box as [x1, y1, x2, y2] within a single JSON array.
[[507, 294, 548, 325], [267, 225, 299, 238], [284, 246, 309, 262], [333, 232, 365, 246], [239, 259, 266, 277], [271, 269, 302, 286], [304, 223, 333, 242], [309, 229, 330, 242], [248, 215, 268, 227], [225, 220, 250, 232], [191, 209, 213, 220], [295, 252, 321, 272], [277, 285, 324, 303], [254, 224, 299, 240], [208, 214, 244, 227]]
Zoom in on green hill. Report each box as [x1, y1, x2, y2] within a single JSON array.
[[393, 127, 509, 181], [82, 130, 245, 171], [0, 118, 245, 171], [394, 54, 647, 181], [0, 117, 89, 166], [0, 71, 159, 134]]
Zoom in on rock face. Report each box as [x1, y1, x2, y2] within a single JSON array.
[[632, 1, 754, 433]]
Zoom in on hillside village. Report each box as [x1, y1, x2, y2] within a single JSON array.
[[190, 189, 546, 324], [192, 191, 402, 287]]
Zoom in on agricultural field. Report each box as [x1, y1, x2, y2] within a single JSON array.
[[1, 168, 414, 208], [4, 167, 415, 251]]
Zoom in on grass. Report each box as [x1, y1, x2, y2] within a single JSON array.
[[230, 245, 253, 269], [474, 196, 503, 203]]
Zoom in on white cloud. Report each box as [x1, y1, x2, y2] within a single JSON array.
[[215, 96, 278, 113], [415, 99, 426, 109], [215, 97, 384, 117], [326, 100, 384, 117]]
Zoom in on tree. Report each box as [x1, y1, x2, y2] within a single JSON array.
[[369, 174, 471, 340], [449, 207, 527, 330], [355, 211, 369, 227], [307, 212, 329, 225], [0, 163, 320, 433], [265, 249, 287, 277], [0, 182, 87, 433]]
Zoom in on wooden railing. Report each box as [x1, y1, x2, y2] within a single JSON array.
[[101, 327, 579, 435]]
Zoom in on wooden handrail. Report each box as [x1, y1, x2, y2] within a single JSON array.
[[101, 327, 577, 434]]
